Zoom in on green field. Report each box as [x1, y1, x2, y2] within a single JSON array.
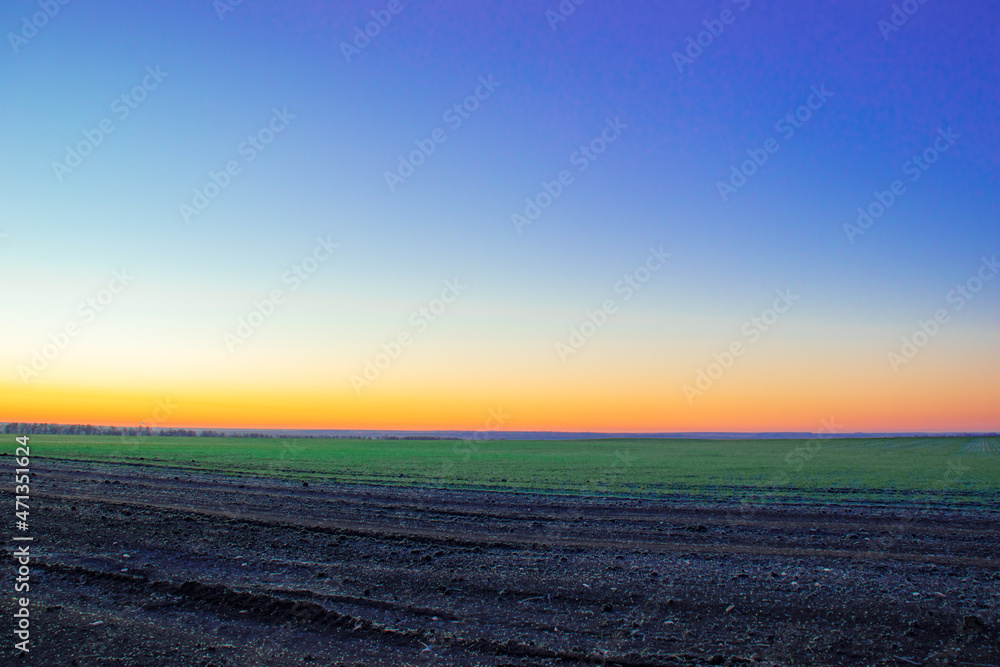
[[4, 434, 999, 504]]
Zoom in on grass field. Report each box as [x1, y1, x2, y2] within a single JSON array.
[[4, 433, 998, 503]]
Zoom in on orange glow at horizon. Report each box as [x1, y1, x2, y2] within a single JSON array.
[[3, 373, 998, 434]]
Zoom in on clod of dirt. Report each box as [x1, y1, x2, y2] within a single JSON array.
[[302, 481, 309, 487], [708, 655, 725, 665], [959, 615, 986, 633], [602, 604, 613, 612]]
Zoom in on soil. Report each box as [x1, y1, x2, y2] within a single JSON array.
[[10, 457, 1000, 666]]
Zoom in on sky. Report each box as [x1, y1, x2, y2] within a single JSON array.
[[1, 0, 997, 433]]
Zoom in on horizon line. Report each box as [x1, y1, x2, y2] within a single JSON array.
[[2, 422, 997, 440]]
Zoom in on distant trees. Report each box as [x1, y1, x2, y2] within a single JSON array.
[[2, 422, 468, 440], [1, 423, 271, 439], [157, 428, 199, 437], [3, 423, 152, 436]]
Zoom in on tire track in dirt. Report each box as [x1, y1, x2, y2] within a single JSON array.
[[34, 490, 1000, 569], [38, 561, 685, 666], [36, 465, 1000, 538]]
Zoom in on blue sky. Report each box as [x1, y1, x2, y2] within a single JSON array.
[[1, 0, 997, 431]]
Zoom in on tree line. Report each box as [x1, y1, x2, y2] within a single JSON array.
[[1, 423, 462, 440], [1, 423, 273, 438]]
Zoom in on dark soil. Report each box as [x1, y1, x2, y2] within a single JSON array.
[[10, 458, 1000, 666]]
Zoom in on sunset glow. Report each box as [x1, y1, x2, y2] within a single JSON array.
[[2, 1, 997, 433]]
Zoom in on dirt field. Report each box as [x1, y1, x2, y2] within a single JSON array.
[[12, 457, 1000, 666]]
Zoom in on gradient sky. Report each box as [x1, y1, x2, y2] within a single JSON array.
[[1, 0, 997, 432]]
